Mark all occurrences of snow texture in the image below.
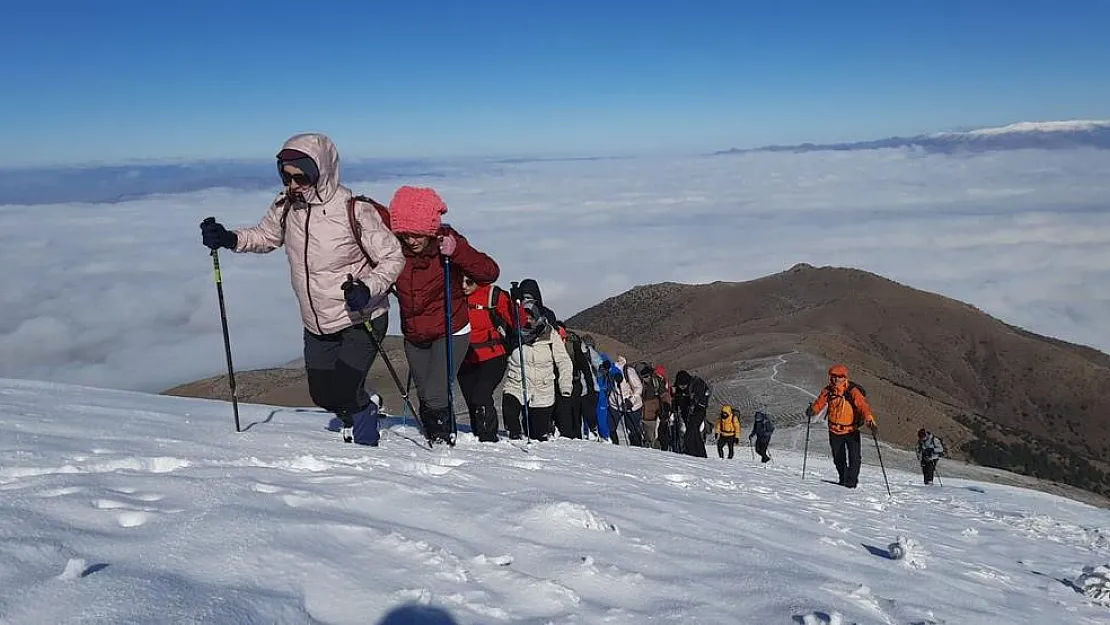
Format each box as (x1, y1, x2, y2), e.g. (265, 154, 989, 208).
(0, 377, 1108, 623)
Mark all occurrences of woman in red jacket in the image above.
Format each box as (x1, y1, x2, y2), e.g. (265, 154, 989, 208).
(388, 186, 500, 444)
(459, 277, 519, 442)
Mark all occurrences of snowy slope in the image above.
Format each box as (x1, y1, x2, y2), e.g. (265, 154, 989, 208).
(717, 119, 1110, 155)
(1, 378, 1109, 624)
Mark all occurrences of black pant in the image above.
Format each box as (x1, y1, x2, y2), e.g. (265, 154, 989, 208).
(458, 355, 507, 442)
(502, 394, 555, 441)
(922, 459, 938, 484)
(580, 391, 599, 435)
(303, 314, 387, 426)
(717, 436, 737, 459)
(754, 436, 771, 461)
(555, 393, 582, 438)
(684, 412, 707, 457)
(829, 430, 862, 487)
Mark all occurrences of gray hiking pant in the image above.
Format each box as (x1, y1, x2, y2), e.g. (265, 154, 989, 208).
(404, 332, 470, 414)
(303, 314, 387, 425)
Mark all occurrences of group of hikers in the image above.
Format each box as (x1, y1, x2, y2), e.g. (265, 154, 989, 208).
(199, 132, 946, 487)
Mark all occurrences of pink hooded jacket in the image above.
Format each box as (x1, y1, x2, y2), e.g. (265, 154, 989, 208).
(233, 134, 405, 335)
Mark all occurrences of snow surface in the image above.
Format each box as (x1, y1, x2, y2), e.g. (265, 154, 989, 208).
(1, 378, 1109, 624)
(941, 120, 1110, 137)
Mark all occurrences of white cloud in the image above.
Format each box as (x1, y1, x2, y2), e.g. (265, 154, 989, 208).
(2, 148, 1109, 392)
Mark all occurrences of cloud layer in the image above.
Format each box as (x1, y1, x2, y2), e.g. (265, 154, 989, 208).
(2, 148, 1108, 392)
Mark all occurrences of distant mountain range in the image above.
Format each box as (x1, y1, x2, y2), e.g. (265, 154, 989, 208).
(715, 120, 1110, 155)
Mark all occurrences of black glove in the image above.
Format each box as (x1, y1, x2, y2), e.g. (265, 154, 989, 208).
(622, 399, 633, 412)
(804, 405, 815, 418)
(200, 217, 237, 250)
(341, 273, 372, 311)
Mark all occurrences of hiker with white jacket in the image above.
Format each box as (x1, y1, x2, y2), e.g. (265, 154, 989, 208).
(199, 133, 404, 446)
(604, 356, 645, 447)
(502, 300, 574, 440)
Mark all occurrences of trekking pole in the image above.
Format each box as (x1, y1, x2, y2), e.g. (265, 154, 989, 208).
(509, 282, 531, 440)
(208, 247, 241, 432)
(871, 428, 892, 497)
(364, 321, 430, 447)
(801, 411, 812, 479)
(935, 464, 943, 486)
(442, 256, 458, 446)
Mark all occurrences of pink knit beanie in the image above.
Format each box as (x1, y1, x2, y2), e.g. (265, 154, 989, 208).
(389, 186, 448, 236)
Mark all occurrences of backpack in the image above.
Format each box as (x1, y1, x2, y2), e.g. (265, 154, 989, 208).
(929, 435, 946, 457)
(753, 411, 775, 437)
(279, 193, 390, 268)
(842, 382, 867, 427)
(475, 285, 514, 351)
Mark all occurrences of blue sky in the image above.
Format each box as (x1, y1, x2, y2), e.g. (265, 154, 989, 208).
(3, 0, 1109, 166)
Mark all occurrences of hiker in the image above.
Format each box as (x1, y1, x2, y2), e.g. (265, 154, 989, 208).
(198, 133, 404, 446)
(916, 428, 946, 485)
(389, 185, 499, 444)
(502, 300, 574, 440)
(459, 275, 520, 443)
(635, 362, 670, 449)
(560, 325, 595, 439)
(749, 411, 775, 462)
(714, 405, 741, 459)
(551, 321, 579, 438)
(572, 334, 604, 439)
(672, 370, 711, 457)
(604, 357, 645, 447)
(805, 364, 877, 488)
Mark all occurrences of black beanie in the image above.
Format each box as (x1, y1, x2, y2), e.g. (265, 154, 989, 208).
(675, 370, 691, 386)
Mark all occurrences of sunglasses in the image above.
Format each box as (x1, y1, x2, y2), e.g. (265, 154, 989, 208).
(462, 278, 476, 286)
(280, 169, 315, 186)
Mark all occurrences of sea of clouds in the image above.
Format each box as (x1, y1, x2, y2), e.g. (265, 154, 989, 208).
(1, 147, 1108, 392)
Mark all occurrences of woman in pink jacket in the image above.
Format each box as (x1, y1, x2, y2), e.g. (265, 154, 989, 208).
(199, 133, 405, 446)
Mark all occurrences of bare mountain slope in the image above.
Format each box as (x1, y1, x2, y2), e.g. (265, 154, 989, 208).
(566, 264, 1110, 495)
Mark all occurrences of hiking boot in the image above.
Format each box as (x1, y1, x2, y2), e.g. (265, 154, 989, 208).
(341, 427, 354, 444)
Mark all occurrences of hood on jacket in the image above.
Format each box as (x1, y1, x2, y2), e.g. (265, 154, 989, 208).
(515, 278, 544, 306)
(720, 405, 735, 419)
(277, 133, 341, 205)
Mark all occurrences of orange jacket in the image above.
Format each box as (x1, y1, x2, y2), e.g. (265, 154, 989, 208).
(808, 379, 875, 435)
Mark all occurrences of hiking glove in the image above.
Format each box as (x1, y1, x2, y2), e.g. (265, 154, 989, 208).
(342, 274, 372, 311)
(622, 399, 633, 412)
(200, 217, 237, 250)
(439, 233, 457, 257)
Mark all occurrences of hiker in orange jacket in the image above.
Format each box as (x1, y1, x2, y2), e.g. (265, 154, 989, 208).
(805, 364, 877, 488)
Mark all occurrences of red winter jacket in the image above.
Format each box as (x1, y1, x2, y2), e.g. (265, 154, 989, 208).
(394, 227, 499, 345)
(465, 283, 522, 364)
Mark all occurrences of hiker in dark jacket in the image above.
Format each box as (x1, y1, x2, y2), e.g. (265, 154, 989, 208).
(199, 133, 404, 446)
(673, 370, 710, 457)
(389, 185, 499, 444)
(916, 428, 945, 485)
(805, 364, 877, 488)
(749, 411, 775, 462)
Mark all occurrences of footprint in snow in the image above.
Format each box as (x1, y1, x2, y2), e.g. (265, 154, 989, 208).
(793, 611, 857, 625)
(116, 511, 150, 528)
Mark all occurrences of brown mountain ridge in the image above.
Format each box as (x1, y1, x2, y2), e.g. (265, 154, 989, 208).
(566, 263, 1110, 496)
